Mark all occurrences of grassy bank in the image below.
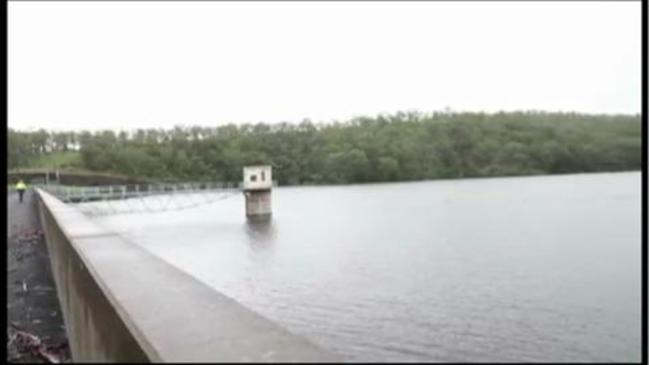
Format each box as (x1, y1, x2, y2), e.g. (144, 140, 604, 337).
(7, 168, 157, 186)
(25, 151, 82, 170)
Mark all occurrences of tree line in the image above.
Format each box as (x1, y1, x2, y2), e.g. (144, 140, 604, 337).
(8, 111, 642, 185)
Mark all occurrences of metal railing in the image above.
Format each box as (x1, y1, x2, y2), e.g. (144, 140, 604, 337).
(40, 181, 243, 204)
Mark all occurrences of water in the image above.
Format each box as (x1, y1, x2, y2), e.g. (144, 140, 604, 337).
(88, 172, 641, 362)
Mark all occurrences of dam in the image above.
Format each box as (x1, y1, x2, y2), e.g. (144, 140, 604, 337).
(20, 171, 642, 362)
(28, 170, 337, 362)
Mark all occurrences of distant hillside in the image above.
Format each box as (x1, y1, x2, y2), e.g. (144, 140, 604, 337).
(8, 111, 642, 185)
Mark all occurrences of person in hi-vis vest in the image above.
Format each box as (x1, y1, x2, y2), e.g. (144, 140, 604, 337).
(15, 180, 27, 203)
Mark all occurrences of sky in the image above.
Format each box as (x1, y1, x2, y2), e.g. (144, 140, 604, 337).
(8, 1, 642, 132)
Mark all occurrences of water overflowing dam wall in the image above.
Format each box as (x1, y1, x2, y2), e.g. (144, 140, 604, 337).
(35, 188, 338, 362)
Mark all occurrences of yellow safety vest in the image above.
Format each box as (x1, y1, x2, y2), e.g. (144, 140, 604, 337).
(16, 181, 26, 190)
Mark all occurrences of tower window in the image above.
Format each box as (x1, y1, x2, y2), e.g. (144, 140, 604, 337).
(250, 174, 257, 182)
(261, 171, 266, 181)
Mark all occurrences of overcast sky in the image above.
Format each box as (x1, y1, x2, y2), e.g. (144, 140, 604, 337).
(8, 1, 641, 132)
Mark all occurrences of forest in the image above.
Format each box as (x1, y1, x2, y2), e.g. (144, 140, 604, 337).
(8, 111, 642, 185)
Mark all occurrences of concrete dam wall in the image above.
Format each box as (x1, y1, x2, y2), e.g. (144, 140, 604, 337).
(35, 188, 339, 362)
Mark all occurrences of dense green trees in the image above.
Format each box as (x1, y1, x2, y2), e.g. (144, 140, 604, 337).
(8, 111, 642, 185)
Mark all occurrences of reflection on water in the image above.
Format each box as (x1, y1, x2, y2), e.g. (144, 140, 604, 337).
(93, 172, 641, 362)
(243, 219, 277, 246)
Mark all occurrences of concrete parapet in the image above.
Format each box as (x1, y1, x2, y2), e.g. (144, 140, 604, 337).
(35, 188, 340, 362)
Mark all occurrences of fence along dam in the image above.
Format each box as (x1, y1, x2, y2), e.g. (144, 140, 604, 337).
(33, 170, 641, 362)
(41, 166, 275, 218)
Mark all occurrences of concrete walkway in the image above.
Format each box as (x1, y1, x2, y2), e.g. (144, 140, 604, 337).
(7, 190, 70, 362)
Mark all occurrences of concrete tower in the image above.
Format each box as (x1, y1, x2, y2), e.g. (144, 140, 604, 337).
(243, 165, 272, 220)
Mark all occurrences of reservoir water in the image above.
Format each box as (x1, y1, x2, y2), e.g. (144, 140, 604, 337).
(86, 172, 641, 362)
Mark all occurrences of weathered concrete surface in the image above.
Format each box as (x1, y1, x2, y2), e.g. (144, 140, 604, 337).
(245, 190, 272, 219)
(7, 190, 70, 362)
(36, 188, 340, 362)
